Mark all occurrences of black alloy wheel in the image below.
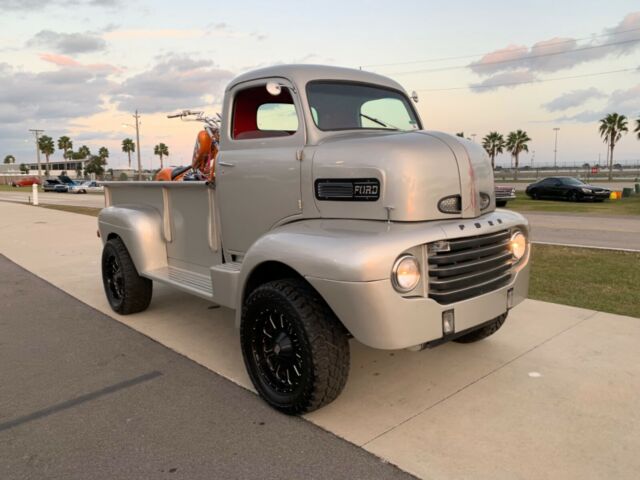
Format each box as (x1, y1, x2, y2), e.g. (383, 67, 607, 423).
(241, 279, 349, 415)
(101, 237, 153, 314)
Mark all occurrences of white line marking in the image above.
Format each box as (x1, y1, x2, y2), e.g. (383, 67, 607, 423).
(532, 241, 640, 253)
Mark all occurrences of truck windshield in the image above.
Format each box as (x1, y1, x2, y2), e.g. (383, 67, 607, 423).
(306, 81, 420, 132)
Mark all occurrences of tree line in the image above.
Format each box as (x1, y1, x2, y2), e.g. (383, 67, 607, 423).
(472, 114, 640, 181)
(4, 136, 171, 178)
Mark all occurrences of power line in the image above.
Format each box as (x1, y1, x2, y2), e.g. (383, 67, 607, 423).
(387, 38, 640, 76)
(361, 26, 640, 69)
(416, 67, 637, 92)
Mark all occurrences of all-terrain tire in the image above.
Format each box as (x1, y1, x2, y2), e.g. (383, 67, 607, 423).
(454, 312, 508, 344)
(101, 237, 152, 315)
(240, 278, 350, 415)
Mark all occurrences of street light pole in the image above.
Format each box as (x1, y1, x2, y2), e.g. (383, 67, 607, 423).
(133, 110, 142, 181)
(553, 127, 560, 169)
(29, 129, 44, 177)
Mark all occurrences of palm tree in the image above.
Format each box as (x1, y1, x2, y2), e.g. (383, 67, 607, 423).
(482, 132, 505, 170)
(98, 147, 109, 161)
(154, 143, 169, 169)
(455, 132, 465, 138)
(634, 116, 640, 140)
(505, 130, 531, 180)
(3, 155, 15, 164)
(598, 113, 628, 181)
(57, 136, 73, 159)
(122, 138, 135, 168)
(78, 145, 91, 159)
(38, 135, 55, 175)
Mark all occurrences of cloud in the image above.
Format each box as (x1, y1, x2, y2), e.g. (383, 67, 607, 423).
(0, 0, 121, 10)
(0, 61, 113, 124)
(104, 29, 202, 40)
(469, 12, 640, 82)
(543, 87, 606, 112)
(27, 30, 107, 54)
(40, 53, 122, 73)
(111, 55, 234, 113)
(470, 70, 537, 92)
(556, 84, 640, 122)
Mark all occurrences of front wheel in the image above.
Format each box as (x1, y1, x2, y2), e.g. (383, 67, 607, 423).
(101, 237, 152, 314)
(454, 312, 507, 343)
(240, 279, 350, 415)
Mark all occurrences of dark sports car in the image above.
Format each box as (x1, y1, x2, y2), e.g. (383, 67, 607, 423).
(525, 177, 610, 202)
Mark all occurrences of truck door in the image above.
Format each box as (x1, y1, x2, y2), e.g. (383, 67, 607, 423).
(216, 79, 303, 254)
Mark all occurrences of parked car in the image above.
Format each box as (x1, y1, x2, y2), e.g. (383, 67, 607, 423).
(11, 176, 41, 187)
(495, 185, 516, 207)
(43, 178, 68, 193)
(525, 177, 610, 202)
(69, 181, 104, 194)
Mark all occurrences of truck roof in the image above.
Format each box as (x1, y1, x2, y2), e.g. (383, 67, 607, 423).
(227, 64, 406, 94)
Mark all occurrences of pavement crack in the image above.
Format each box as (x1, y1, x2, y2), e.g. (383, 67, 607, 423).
(0, 370, 162, 433)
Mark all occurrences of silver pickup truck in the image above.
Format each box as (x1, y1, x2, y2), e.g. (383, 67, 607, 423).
(98, 65, 530, 414)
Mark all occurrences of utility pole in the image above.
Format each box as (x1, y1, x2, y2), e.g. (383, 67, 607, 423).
(553, 127, 560, 169)
(29, 129, 44, 177)
(133, 110, 142, 181)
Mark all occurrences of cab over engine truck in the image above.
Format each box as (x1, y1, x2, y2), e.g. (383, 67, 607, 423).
(98, 65, 530, 414)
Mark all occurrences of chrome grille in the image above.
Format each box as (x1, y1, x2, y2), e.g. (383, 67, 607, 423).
(427, 230, 512, 304)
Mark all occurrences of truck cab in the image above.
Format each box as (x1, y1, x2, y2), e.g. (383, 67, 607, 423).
(98, 65, 530, 414)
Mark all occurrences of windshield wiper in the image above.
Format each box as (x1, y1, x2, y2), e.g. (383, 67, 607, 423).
(359, 113, 398, 130)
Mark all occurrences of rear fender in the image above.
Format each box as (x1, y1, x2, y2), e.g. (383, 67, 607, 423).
(98, 206, 167, 274)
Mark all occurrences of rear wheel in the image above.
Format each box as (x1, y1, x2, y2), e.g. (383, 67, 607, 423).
(454, 313, 507, 343)
(101, 237, 152, 314)
(241, 279, 350, 415)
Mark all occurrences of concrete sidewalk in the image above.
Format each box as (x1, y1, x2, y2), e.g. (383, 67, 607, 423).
(1, 201, 639, 479)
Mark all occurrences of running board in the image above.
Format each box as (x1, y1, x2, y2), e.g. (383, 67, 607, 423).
(145, 266, 214, 301)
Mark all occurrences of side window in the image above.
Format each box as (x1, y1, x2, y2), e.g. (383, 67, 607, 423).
(232, 84, 299, 140)
(257, 104, 298, 131)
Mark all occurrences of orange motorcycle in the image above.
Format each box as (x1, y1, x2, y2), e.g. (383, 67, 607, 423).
(155, 110, 221, 182)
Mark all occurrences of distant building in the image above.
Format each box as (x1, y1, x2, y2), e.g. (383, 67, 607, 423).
(24, 159, 90, 177)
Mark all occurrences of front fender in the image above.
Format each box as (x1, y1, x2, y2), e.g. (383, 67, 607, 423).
(234, 211, 529, 327)
(98, 206, 168, 274)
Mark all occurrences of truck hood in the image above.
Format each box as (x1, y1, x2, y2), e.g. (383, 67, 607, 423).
(310, 130, 495, 221)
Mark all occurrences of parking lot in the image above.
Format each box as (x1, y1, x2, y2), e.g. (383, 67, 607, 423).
(1, 201, 639, 479)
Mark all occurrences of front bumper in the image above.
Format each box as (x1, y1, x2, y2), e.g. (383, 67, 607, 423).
(307, 261, 529, 350)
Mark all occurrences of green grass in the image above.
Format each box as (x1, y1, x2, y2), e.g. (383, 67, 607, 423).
(507, 192, 640, 215)
(529, 244, 640, 318)
(0, 184, 18, 191)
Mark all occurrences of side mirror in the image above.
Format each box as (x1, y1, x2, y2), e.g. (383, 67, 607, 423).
(266, 82, 282, 96)
(411, 91, 419, 103)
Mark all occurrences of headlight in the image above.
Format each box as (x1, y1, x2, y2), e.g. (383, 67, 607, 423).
(581, 188, 592, 194)
(392, 254, 421, 293)
(480, 192, 491, 210)
(510, 230, 527, 261)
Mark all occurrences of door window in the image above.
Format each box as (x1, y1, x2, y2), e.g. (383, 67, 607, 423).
(232, 85, 299, 140)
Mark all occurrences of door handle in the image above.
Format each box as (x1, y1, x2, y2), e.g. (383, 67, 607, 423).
(218, 161, 235, 167)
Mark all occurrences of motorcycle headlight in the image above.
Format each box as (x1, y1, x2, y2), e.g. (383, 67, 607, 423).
(510, 230, 527, 262)
(391, 254, 421, 293)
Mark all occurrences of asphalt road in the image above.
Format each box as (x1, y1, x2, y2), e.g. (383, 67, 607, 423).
(0, 255, 414, 480)
(1, 189, 638, 250)
(524, 211, 640, 251)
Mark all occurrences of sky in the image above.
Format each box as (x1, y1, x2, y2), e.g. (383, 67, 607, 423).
(1, 0, 640, 170)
